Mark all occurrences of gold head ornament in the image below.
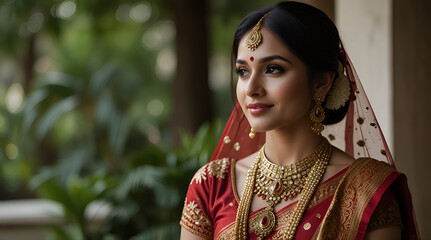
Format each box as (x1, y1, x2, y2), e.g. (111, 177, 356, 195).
(246, 11, 271, 51)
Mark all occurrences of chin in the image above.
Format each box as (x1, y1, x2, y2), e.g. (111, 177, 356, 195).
(248, 123, 276, 133)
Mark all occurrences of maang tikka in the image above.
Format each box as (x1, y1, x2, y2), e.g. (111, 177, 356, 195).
(246, 11, 271, 51)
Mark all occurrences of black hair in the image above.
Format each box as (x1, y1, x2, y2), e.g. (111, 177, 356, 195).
(230, 1, 349, 124)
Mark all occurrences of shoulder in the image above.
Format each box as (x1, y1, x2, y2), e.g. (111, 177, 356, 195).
(350, 157, 397, 176)
(189, 158, 233, 185)
(341, 157, 399, 193)
(181, 158, 234, 238)
(317, 159, 400, 239)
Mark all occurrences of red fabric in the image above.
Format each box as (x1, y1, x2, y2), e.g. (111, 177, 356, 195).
(210, 105, 265, 162)
(356, 171, 401, 239)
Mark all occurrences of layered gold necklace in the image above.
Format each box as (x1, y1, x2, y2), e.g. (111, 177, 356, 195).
(235, 138, 332, 239)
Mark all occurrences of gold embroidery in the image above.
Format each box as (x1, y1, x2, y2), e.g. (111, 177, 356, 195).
(224, 136, 231, 144)
(216, 221, 236, 240)
(303, 222, 311, 230)
(229, 202, 234, 207)
(180, 198, 213, 239)
(208, 158, 230, 179)
(315, 158, 396, 240)
(191, 165, 207, 184)
(269, 206, 296, 239)
(308, 172, 343, 206)
(368, 199, 402, 231)
(316, 213, 321, 219)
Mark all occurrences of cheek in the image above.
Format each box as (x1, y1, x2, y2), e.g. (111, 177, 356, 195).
(236, 80, 247, 108)
(273, 78, 311, 115)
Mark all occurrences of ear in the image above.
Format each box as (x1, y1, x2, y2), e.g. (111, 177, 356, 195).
(313, 72, 335, 96)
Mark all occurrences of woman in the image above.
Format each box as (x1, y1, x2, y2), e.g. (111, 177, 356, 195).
(180, 2, 418, 239)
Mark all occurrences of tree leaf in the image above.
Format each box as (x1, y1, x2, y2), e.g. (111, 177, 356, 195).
(115, 166, 164, 200)
(36, 95, 79, 138)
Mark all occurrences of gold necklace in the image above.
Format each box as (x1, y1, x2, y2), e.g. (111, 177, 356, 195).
(254, 144, 319, 205)
(235, 138, 332, 239)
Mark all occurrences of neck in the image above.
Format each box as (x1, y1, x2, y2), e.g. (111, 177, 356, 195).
(264, 120, 322, 166)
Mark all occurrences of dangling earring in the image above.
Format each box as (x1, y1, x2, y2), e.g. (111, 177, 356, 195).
(249, 128, 256, 139)
(310, 91, 325, 135)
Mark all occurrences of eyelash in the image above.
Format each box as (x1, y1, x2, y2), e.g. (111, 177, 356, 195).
(235, 65, 286, 78)
(236, 68, 248, 76)
(265, 65, 285, 74)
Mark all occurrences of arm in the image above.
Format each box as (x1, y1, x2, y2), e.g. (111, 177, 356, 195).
(180, 162, 215, 239)
(181, 227, 208, 240)
(364, 226, 401, 240)
(365, 187, 403, 240)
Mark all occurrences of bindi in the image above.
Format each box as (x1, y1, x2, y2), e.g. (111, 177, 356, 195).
(250, 56, 254, 62)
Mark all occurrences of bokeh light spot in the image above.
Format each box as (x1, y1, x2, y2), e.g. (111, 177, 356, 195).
(156, 48, 176, 81)
(27, 12, 44, 33)
(130, 2, 151, 23)
(57, 1, 76, 19)
(147, 99, 164, 116)
(5, 143, 19, 159)
(115, 3, 132, 22)
(5, 83, 24, 113)
(142, 21, 175, 50)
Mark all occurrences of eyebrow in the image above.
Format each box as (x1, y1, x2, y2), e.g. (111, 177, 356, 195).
(236, 55, 292, 65)
(236, 59, 247, 64)
(259, 55, 291, 64)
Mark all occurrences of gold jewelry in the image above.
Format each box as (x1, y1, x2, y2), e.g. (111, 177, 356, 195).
(249, 128, 256, 139)
(235, 147, 262, 240)
(245, 12, 270, 51)
(254, 145, 319, 205)
(235, 138, 332, 239)
(310, 91, 325, 134)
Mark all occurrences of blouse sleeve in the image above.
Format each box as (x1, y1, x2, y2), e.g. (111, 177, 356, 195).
(180, 163, 214, 239)
(367, 186, 403, 232)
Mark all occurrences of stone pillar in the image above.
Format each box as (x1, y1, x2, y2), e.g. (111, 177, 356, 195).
(336, 0, 393, 152)
(393, 0, 431, 238)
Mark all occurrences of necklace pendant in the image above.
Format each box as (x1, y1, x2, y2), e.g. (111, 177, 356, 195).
(271, 180, 283, 195)
(253, 207, 276, 238)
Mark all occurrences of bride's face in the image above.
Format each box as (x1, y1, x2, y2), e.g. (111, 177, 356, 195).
(236, 28, 312, 132)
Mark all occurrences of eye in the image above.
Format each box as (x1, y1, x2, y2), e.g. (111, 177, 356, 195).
(265, 65, 285, 74)
(236, 68, 249, 77)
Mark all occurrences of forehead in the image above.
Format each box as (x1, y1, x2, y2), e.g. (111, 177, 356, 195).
(237, 27, 300, 63)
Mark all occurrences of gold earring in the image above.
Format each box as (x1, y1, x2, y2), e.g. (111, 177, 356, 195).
(249, 128, 256, 139)
(310, 91, 325, 134)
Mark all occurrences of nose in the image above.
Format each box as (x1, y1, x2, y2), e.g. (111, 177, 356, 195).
(245, 73, 265, 97)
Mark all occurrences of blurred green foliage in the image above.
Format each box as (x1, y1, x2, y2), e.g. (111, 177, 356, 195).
(29, 122, 221, 239)
(0, 0, 278, 238)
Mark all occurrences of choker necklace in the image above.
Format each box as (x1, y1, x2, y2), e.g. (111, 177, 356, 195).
(235, 138, 332, 240)
(254, 147, 317, 205)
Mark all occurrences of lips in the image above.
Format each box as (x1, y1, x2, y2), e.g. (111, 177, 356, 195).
(247, 103, 274, 115)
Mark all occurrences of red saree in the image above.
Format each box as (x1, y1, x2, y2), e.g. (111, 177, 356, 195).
(180, 156, 417, 239)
